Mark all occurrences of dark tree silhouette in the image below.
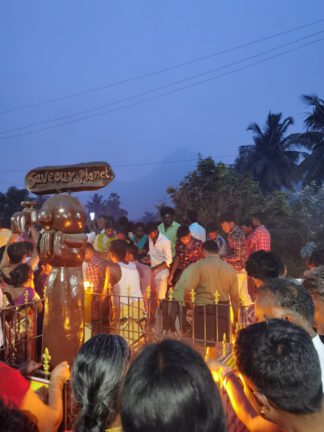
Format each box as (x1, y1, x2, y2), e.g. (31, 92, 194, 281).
(290, 95, 324, 185)
(235, 112, 305, 193)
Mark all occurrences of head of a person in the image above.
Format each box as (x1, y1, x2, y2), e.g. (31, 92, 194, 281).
(308, 248, 324, 270)
(84, 242, 95, 263)
(120, 339, 226, 432)
(22, 241, 34, 257)
(303, 266, 324, 333)
(246, 251, 285, 288)
(116, 225, 128, 240)
(118, 216, 129, 227)
(234, 319, 323, 425)
(254, 278, 315, 334)
(146, 222, 159, 241)
(160, 207, 175, 228)
(97, 215, 109, 231)
(177, 225, 192, 246)
(251, 212, 264, 228)
(126, 244, 139, 263)
(7, 242, 27, 264)
(187, 209, 198, 224)
(219, 213, 236, 234)
(10, 264, 33, 288)
(0, 398, 39, 432)
(241, 219, 254, 235)
(38, 259, 52, 275)
(104, 217, 115, 236)
(109, 240, 128, 263)
(134, 222, 146, 239)
(206, 223, 219, 241)
(72, 334, 129, 432)
(202, 240, 219, 258)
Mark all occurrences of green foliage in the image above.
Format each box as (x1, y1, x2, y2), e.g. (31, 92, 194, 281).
(86, 192, 128, 220)
(0, 187, 32, 223)
(290, 95, 324, 186)
(235, 112, 305, 193)
(168, 157, 291, 226)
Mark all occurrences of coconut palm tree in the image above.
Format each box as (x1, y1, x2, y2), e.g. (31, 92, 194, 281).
(290, 95, 324, 185)
(85, 193, 106, 215)
(235, 112, 305, 193)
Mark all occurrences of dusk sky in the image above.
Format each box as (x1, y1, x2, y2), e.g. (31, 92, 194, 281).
(1, 1, 324, 216)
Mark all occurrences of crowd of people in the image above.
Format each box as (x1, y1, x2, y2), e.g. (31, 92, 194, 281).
(0, 206, 324, 431)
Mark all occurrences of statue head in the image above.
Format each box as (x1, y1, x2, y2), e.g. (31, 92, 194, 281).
(38, 194, 86, 233)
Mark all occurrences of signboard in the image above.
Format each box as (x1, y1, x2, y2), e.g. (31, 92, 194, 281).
(25, 161, 115, 195)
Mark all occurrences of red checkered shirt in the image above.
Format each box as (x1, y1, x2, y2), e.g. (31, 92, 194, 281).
(223, 226, 247, 271)
(175, 238, 203, 271)
(86, 254, 108, 293)
(250, 225, 271, 253)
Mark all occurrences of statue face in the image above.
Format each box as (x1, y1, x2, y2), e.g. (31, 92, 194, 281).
(38, 194, 87, 233)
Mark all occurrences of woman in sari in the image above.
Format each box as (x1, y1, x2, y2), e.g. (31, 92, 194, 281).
(4, 264, 42, 363)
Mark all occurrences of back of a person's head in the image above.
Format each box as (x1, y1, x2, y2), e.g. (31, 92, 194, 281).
(7, 242, 26, 264)
(219, 212, 236, 224)
(177, 225, 190, 239)
(309, 248, 324, 267)
(235, 319, 323, 414)
(203, 240, 219, 254)
(72, 334, 129, 432)
(10, 264, 31, 287)
(187, 210, 198, 223)
(0, 398, 39, 432)
(303, 265, 324, 300)
(120, 339, 226, 432)
(251, 212, 264, 224)
(206, 223, 218, 234)
(146, 222, 158, 234)
(104, 217, 115, 230)
(116, 225, 128, 236)
(126, 244, 139, 261)
(134, 222, 146, 231)
(109, 239, 127, 261)
(160, 206, 175, 218)
(118, 216, 129, 226)
(259, 278, 315, 325)
(246, 251, 285, 280)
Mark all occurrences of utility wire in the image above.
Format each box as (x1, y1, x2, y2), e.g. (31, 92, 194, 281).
(0, 19, 322, 115)
(1, 29, 323, 136)
(1, 35, 323, 141)
(0, 155, 237, 173)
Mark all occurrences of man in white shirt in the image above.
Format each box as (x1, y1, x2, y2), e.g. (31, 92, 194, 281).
(147, 222, 172, 302)
(187, 210, 206, 243)
(254, 278, 324, 392)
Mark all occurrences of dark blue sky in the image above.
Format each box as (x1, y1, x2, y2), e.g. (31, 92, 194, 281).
(1, 1, 324, 215)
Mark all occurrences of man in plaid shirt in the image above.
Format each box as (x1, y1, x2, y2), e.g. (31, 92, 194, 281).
(250, 213, 271, 253)
(84, 243, 110, 333)
(220, 213, 252, 309)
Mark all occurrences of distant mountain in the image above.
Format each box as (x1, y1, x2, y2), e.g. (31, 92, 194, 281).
(81, 149, 199, 219)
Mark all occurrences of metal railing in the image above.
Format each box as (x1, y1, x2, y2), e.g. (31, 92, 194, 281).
(0, 289, 250, 366)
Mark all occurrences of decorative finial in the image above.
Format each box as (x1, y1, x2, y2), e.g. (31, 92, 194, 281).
(42, 348, 51, 378)
(214, 290, 220, 305)
(190, 288, 196, 304)
(168, 287, 174, 301)
(222, 333, 227, 357)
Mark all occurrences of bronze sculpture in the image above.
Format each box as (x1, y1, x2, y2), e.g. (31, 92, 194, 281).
(11, 162, 114, 366)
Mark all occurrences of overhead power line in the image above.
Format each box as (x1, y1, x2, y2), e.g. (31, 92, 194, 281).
(0, 155, 237, 174)
(0, 18, 322, 115)
(1, 35, 323, 141)
(1, 29, 323, 136)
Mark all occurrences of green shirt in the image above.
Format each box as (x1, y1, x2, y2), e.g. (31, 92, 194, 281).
(158, 221, 180, 257)
(173, 255, 239, 305)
